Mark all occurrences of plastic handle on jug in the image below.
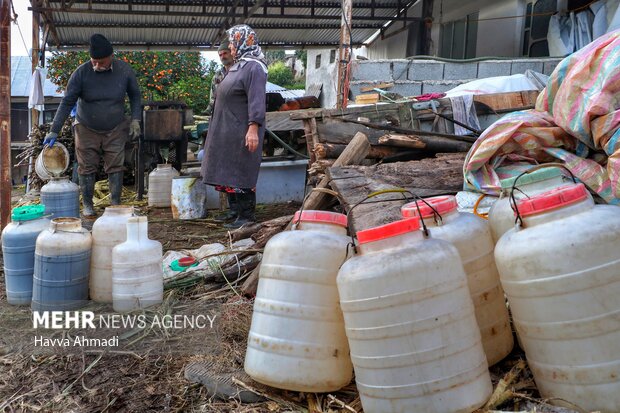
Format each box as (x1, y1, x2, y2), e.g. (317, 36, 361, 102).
(509, 163, 578, 227)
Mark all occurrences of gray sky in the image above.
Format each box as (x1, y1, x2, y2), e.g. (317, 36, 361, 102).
(10, 0, 32, 57)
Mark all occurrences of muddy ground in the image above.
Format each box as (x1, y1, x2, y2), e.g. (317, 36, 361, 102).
(0, 190, 582, 413)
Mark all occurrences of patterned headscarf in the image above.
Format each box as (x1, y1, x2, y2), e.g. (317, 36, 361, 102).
(227, 24, 268, 73)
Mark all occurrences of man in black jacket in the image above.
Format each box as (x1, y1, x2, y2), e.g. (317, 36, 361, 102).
(44, 34, 141, 217)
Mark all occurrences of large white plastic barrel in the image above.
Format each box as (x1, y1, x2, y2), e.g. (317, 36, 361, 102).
(147, 164, 179, 207)
(402, 195, 513, 366)
(32, 218, 91, 311)
(495, 183, 620, 412)
(90, 205, 134, 302)
(41, 176, 80, 219)
(338, 217, 492, 413)
(245, 210, 353, 392)
(488, 167, 566, 243)
(1, 205, 50, 305)
(112, 216, 163, 312)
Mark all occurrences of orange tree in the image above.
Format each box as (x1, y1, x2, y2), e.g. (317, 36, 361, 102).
(47, 51, 217, 114)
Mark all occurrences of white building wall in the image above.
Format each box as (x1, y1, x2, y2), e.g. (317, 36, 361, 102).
(431, 0, 525, 57)
(306, 49, 338, 108)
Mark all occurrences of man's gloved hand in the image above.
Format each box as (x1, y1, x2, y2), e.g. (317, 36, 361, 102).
(43, 132, 58, 147)
(129, 119, 141, 142)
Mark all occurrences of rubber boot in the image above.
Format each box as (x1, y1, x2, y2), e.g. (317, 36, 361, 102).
(224, 192, 256, 229)
(79, 173, 97, 218)
(108, 172, 124, 205)
(212, 193, 238, 223)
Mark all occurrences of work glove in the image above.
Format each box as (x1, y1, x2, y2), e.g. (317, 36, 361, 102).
(129, 119, 141, 142)
(43, 132, 58, 147)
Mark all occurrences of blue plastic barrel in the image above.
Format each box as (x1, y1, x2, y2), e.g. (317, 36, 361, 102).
(31, 218, 92, 311)
(1, 205, 50, 305)
(41, 177, 80, 219)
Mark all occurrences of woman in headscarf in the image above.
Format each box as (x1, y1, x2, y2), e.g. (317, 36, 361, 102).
(201, 24, 268, 229)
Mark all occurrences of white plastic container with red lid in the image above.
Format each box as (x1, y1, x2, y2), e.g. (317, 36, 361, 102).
(495, 183, 620, 411)
(337, 216, 492, 413)
(244, 210, 353, 393)
(401, 195, 513, 366)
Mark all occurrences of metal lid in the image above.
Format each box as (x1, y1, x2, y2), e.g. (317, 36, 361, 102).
(12, 205, 45, 221)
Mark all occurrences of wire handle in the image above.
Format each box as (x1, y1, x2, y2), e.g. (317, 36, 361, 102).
(509, 163, 577, 227)
(345, 188, 443, 253)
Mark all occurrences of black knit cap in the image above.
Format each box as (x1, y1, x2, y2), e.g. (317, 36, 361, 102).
(89, 34, 113, 59)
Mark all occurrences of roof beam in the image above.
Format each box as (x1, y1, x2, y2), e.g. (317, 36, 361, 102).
(53, 21, 385, 29)
(50, 41, 363, 51)
(44, 0, 410, 9)
(29, 6, 422, 21)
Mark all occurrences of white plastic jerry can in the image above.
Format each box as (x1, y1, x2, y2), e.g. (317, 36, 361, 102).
(112, 216, 163, 312)
(495, 183, 620, 412)
(488, 167, 566, 243)
(244, 210, 353, 393)
(338, 217, 492, 413)
(402, 195, 513, 366)
(90, 205, 134, 302)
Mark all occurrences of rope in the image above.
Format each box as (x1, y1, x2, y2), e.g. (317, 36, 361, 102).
(473, 194, 488, 220)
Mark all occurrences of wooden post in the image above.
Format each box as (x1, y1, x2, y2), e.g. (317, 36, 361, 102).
(31, 9, 40, 126)
(0, 0, 11, 230)
(419, 0, 434, 55)
(336, 0, 352, 109)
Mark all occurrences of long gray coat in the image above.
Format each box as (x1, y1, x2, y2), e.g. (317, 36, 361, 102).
(201, 60, 267, 189)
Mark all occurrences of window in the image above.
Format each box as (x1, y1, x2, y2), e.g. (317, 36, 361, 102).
(522, 0, 558, 56)
(439, 13, 478, 59)
(315, 54, 321, 69)
(330, 50, 336, 63)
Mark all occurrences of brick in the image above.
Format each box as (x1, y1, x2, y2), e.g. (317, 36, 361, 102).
(392, 60, 411, 81)
(408, 62, 445, 81)
(348, 81, 386, 97)
(421, 81, 466, 94)
(511, 60, 544, 75)
(350, 61, 392, 82)
(444, 62, 478, 80)
(392, 81, 423, 97)
(477, 61, 512, 78)
(543, 60, 561, 76)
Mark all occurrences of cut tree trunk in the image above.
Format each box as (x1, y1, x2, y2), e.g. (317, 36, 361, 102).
(327, 153, 466, 233)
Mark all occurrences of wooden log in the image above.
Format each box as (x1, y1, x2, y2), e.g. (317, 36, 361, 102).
(230, 214, 293, 246)
(241, 264, 261, 297)
(314, 142, 401, 159)
(378, 134, 426, 149)
(327, 153, 466, 233)
(304, 132, 371, 211)
(378, 133, 471, 152)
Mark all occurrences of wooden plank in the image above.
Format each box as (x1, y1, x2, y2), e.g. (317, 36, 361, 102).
(327, 153, 466, 233)
(473, 90, 539, 111)
(303, 119, 317, 164)
(265, 111, 303, 131)
(360, 82, 394, 92)
(316, 117, 386, 145)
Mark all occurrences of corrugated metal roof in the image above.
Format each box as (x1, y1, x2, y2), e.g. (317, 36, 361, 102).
(33, 1, 419, 50)
(11, 56, 64, 98)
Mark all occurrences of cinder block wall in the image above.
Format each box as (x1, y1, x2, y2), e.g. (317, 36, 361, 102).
(348, 58, 562, 99)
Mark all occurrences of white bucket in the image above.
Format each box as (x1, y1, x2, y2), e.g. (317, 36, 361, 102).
(35, 143, 70, 181)
(171, 176, 207, 219)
